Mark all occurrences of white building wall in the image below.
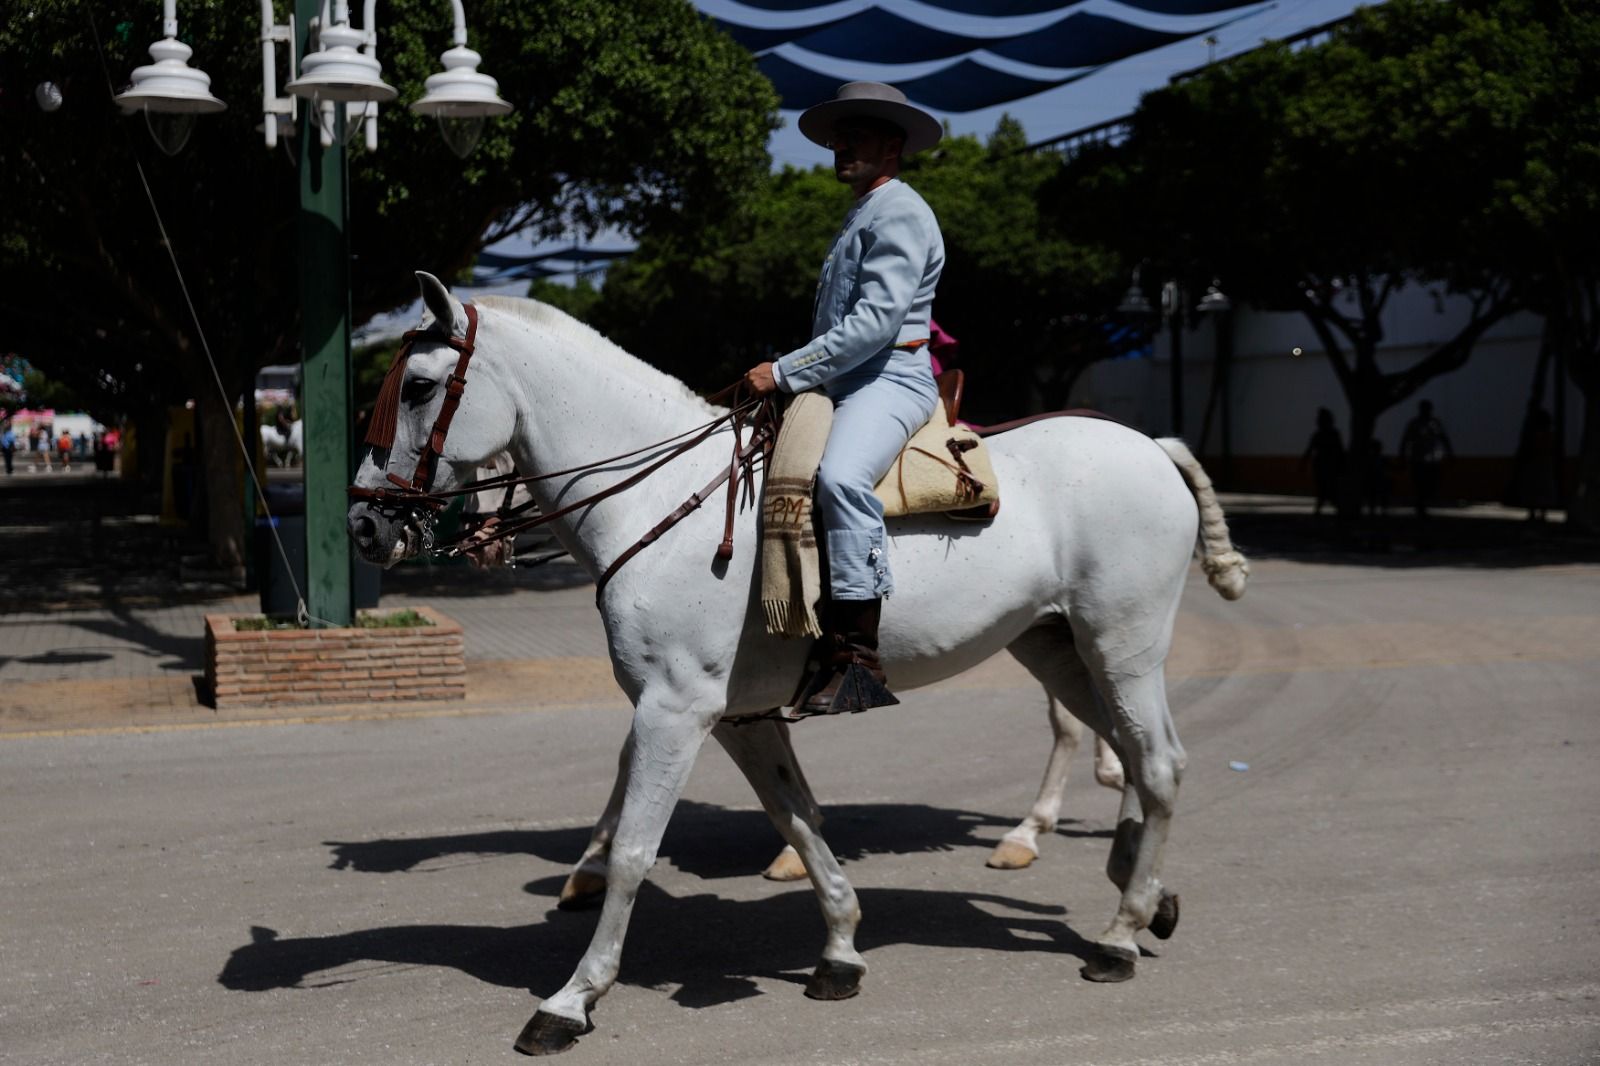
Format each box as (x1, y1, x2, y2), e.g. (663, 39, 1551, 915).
(1071, 285, 1582, 459)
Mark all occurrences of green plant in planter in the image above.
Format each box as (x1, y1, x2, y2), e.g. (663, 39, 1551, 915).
(232, 609, 433, 631)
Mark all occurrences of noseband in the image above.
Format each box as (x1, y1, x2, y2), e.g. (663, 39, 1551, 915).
(347, 304, 480, 513)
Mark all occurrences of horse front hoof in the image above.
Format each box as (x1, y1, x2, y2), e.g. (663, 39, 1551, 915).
(804, 958, 866, 1000)
(763, 846, 809, 882)
(1080, 942, 1138, 983)
(985, 839, 1038, 870)
(557, 869, 606, 911)
(1149, 890, 1180, 940)
(514, 1009, 591, 1056)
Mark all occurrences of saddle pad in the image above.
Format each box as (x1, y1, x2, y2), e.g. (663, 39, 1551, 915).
(874, 401, 1000, 518)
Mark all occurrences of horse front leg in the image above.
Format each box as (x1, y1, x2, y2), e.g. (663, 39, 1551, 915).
(517, 701, 716, 1055)
(557, 731, 634, 910)
(712, 720, 867, 1000)
(988, 691, 1085, 870)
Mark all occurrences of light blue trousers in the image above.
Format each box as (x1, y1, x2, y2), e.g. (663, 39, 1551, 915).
(816, 362, 939, 600)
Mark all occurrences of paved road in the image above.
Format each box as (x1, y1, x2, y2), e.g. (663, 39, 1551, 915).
(3, 559, 1598, 1065)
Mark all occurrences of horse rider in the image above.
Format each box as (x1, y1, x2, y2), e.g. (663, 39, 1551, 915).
(742, 81, 945, 714)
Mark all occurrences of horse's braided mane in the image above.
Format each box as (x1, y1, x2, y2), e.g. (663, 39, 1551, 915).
(475, 295, 720, 416)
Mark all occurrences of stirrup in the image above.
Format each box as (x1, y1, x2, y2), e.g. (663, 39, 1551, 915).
(782, 659, 899, 720)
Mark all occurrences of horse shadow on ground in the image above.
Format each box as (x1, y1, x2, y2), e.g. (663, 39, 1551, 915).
(322, 799, 1114, 881)
(218, 881, 1097, 1006)
(226, 799, 1114, 1007)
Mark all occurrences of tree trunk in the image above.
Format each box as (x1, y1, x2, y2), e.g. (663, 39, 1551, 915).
(197, 386, 245, 572)
(1341, 399, 1378, 520)
(1570, 385, 1600, 532)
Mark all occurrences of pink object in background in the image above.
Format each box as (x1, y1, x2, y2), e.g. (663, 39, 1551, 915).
(928, 318, 960, 377)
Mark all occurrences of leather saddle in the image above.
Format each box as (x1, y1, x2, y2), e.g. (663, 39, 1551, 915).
(871, 369, 1000, 522)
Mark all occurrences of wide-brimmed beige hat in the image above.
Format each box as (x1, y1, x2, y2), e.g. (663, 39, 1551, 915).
(798, 81, 943, 155)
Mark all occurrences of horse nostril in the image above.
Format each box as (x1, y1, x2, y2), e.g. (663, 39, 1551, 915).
(351, 514, 377, 544)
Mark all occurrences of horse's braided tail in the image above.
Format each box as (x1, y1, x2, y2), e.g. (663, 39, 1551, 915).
(1155, 438, 1249, 601)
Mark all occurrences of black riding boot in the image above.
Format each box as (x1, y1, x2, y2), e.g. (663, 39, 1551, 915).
(790, 598, 899, 717)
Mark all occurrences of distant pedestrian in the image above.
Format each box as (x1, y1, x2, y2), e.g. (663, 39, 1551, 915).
(33, 426, 51, 472)
(1, 425, 14, 475)
(1300, 407, 1344, 516)
(1511, 403, 1558, 522)
(57, 430, 73, 470)
(1400, 400, 1453, 517)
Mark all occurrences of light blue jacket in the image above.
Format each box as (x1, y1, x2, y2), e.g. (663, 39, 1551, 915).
(773, 178, 944, 395)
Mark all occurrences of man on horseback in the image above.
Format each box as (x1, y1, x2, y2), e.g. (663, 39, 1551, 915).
(743, 82, 945, 714)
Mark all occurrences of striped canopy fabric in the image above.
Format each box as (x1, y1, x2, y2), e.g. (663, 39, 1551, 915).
(707, 0, 1269, 112)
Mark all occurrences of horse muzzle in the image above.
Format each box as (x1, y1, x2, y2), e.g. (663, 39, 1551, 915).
(347, 500, 424, 568)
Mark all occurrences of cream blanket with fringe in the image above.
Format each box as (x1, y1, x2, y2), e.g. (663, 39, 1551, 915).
(760, 391, 833, 639)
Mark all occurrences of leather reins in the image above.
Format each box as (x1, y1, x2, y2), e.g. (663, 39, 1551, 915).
(346, 303, 779, 599)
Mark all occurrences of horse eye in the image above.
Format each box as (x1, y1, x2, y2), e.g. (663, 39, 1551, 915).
(402, 377, 437, 405)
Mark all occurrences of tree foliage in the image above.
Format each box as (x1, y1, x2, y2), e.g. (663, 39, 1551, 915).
(1053, 0, 1600, 515)
(581, 118, 1123, 418)
(0, 0, 777, 558)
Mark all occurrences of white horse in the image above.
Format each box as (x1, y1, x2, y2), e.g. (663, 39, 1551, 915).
(259, 418, 303, 467)
(347, 275, 1248, 1055)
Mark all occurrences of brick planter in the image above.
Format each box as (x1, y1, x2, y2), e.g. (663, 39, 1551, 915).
(204, 606, 465, 709)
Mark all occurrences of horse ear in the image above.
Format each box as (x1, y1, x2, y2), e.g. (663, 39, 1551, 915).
(415, 271, 467, 336)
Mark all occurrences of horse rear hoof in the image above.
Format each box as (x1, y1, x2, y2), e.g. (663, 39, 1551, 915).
(804, 958, 865, 1000)
(763, 846, 809, 882)
(1149, 890, 1180, 940)
(514, 1009, 591, 1056)
(985, 839, 1037, 870)
(557, 870, 606, 911)
(1080, 943, 1138, 983)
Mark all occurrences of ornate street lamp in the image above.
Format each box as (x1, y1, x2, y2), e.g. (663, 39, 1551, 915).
(114, 0, 515, 625)
(117, 0, 513, 157)
(1116, 266, 1155, 317)
(410, 2, 514, 159)
(1196, 277, 1232, 315)
(114, 0, 226, 156)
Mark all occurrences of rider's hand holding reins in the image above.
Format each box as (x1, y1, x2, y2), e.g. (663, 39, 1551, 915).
(743, 362, 779, 396)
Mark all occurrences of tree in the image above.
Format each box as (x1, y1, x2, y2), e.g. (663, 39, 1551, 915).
(1, 0, 777, 565)
(583, 118, 1124, 417)
(1465, 0, 1600, 528)
(1054, 0, 1552, 511)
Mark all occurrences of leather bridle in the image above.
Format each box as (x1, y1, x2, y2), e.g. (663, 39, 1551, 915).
(346, 304, 481, 515)
(346, 302, 778, 597)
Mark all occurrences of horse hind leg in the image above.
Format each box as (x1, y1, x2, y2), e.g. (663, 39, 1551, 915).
(1094, 734, 1126, 791)
(761, 722, 820, 882)
(712, 719, 867, 1001)
(1079, 665, 1186, 983)
(987, 688, 1084, 870)
(991, 625, 1116, 871)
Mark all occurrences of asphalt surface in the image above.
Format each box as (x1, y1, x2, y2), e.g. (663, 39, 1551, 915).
(3, 558, 1598, 1065)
